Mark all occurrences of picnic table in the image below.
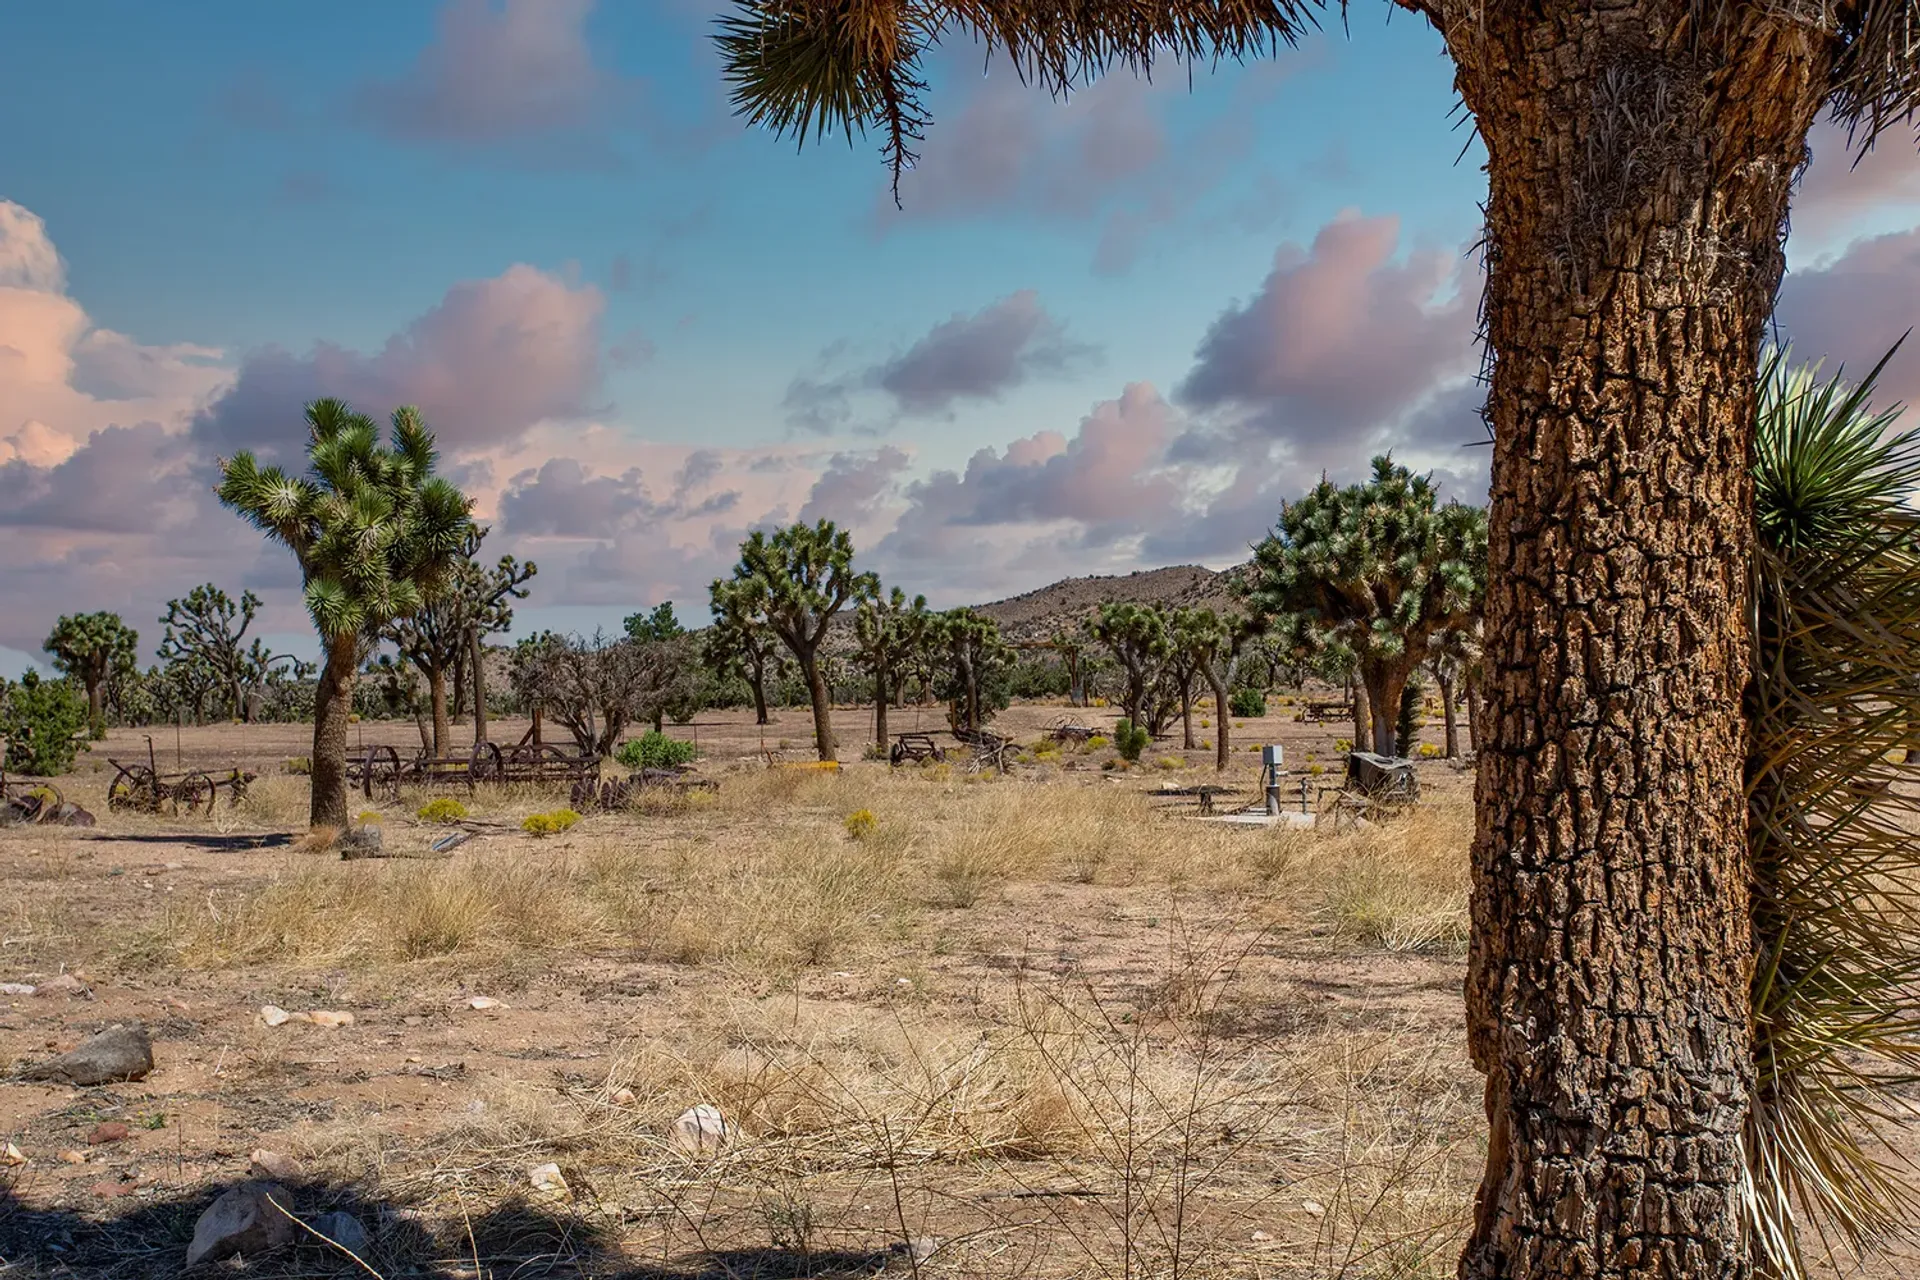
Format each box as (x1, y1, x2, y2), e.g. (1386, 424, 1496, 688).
(1300, 699, 1351, 724)
(1321, 751, 1420, 830)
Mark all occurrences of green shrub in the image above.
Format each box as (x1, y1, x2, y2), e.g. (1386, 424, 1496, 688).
(284, 756, 311, 775)
(0, 672, 89, 776)
(1229, 687, 1267, 718)
(614, 731, 697, 770)
(1113, 718, 1150, 763)
(844, 809, 877, 840)
(1084, 734, 1109, 752)
(522, 809, 582, 836)
(417, 797, 469, 824)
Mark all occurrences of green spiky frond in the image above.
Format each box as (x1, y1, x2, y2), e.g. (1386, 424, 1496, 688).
(714, 0, 1320, 203)
(1745, 344, 1920, 1278)
(215, 398, 475, 643)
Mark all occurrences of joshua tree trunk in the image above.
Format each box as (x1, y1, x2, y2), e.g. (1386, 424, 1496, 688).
(451, 648, 467, 726)
(1437, 670, 1458, 759)
(1359, 665, 1410, 758)
(799, 648, 835, 762)
(1464, 671, 1480, 755)
(1179, 679, 1196, 750)
(471, 629, 488, 743)
(83, 676, 104, 739)
(428, 665, 450, 757)
(749, 659, 770, 725)
(873, 670, 890, 749)
(1349, 675, 1368, 753)
(1203, 667, 1230, 772)
(310, 632, 358, 830)
(1449, 12, 1826, 1276)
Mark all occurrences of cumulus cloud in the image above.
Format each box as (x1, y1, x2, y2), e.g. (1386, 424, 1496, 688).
(353, 0, 628, 147)
(1793, 117, 1920, 249)
(798, 447, 911, 525)
(1776, 225, 1920, 409)
(193, 264, 605, 458)
(784, 291, 1096, 432)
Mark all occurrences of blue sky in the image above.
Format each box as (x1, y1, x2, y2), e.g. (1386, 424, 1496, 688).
(3, 1, 1918, 677)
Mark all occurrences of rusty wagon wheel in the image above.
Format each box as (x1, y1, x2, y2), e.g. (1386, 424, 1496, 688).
(360, 745, 402, 802)
(109, 765, 158, 813)
(173, 772, 216, 816)
(470, 741, 505, 790)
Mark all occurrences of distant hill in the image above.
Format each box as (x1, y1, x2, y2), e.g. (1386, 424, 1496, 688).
(971, 563, 1253, 643)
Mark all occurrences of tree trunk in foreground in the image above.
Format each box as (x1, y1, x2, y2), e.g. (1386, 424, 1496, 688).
(1179, 680, 1196, 750)
(310, 632, 358, 830)
(84, 676, 104, 740)
(1438, 670, 1458, 759)
(429, 665, 450, 758)
(1349, 676, 1369, 754)
(1360, 665, 1409, 759)
(1449, 10, 1827, 1276)
(874, 671, 890, 752)
(471, 629, 488, 744)
(800, 650, 835, 762)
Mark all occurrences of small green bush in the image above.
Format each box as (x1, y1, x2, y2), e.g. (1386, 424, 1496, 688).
(0, 672, 89, 776)
(614, 731, 697, 770)
(417, 797, 469, 824)
(1113, 718, 1150, 763)
(844, 809, 877, 840)
(284, 757, 311, 775)
(1084, 734, 1109, 752)
(523, 809, 582, 836)
(1229, 687, 1267, 718)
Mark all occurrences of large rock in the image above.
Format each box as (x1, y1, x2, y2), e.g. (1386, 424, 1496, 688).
(184, 1181, 296, 1267)
(335, 826, 384, 860)
(669, 1104, 728, 1155)
(311, 1210, 370, 1256)
(16, 1023, 152, 1086)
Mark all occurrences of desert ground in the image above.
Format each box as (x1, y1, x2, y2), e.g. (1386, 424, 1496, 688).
(2, 701, 1913, 1278)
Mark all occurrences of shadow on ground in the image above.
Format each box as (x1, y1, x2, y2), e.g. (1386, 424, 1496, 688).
(78, 833, 296, 853)
(0, 1182, 904, 1279)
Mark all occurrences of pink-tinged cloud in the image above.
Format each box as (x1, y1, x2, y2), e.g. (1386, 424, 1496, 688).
(785, 290, 1097, 432)
(798, 447, 912, 525)
(193, 264, 605, 457)
(1179, 212, 1479, 446)
(1793, 117, 1920, 248)
(1776, 225, 1920, 408)
(353, 0, 625, 144)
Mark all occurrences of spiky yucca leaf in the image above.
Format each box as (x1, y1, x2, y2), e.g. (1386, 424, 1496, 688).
(1746, 343, 1920, 1278)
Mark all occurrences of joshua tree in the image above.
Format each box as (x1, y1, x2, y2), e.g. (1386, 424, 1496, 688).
(855, 586, 931, 749)
(379, 527, 536, 755)
(509, 630, 695, 756)
(1247, 458, 1482, 758)
(156, 585, 302, 724)
(1050, 628, 1089, 706)
(1088, 603, 1170, 731)
(721, 521, 877, 761)
(1166, 607, 1243, 772)
(624, 602, 685, 643)
(712, 4, 1920, 1271)
(706, 580, 786, 725)
(44, 612, 138, 738)
(217, 399, 472, 830)
(931, 607, 1012, 733)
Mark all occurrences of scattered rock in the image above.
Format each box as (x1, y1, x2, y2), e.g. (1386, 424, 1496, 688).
(1, 1142, 25, 1166)
(906, 1236, 940, 1262)
(184, 1181, 296, 1268)
(335, 826, 384, 860)
(1251, 1230, 1274, 1242)
(311, 1210, 371, 1256)
(528, 1162, 569, 1201)
(91, 1179, 137, 1199)
(303, 1011, 355, 1029)
(59, 1150, 86, 1165)
(468, 996, 504, 1010)
(1301, 1200, 1326, 1218)
(260, 1005, 292, 1027)
(36, 973, 90, 997)
(669, 1104, 728, 1155)
(248, 1149, 306, 1184)
(86, 1122, 130, 1146)
(610, 1087, 636, 1106)
(15, 1023, 153, 1086)
(0, 982, 35, 996)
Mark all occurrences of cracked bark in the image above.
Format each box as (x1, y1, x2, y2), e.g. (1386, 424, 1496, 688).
(1444, 5, 1829, 1276)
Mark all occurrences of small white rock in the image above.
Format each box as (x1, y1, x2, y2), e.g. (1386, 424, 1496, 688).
(1301, 1200, 1326, 1218)
(610, 1087, 636, 1106)
(669, 1103, 728, 1155)
(259, 1005, 292, 1027)
(1, 1142, 25, 1166)
(528, 1162, 569, 1200)
(0, 983, 35, 996)
(1251, 1229, 1273, 1242)
(468, 996, 504, 1010)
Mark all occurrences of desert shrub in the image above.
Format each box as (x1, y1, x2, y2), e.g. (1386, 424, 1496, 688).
(1418, 743, 1441, 760)
(523, 809, 582, 836)
(284, 756, 311, 775)
(0, 672, 89, 775)
(1084, 734, 1109, 751)
(1229, 687, 1267, 718)
(357, 810, 383, 825)
(1156, 755, 1186, 770)
(844, 808, 877, 840)
(614, 730, 697, 770)
(1113, 718, 1150, 762)
(418, 797, 470, 823)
